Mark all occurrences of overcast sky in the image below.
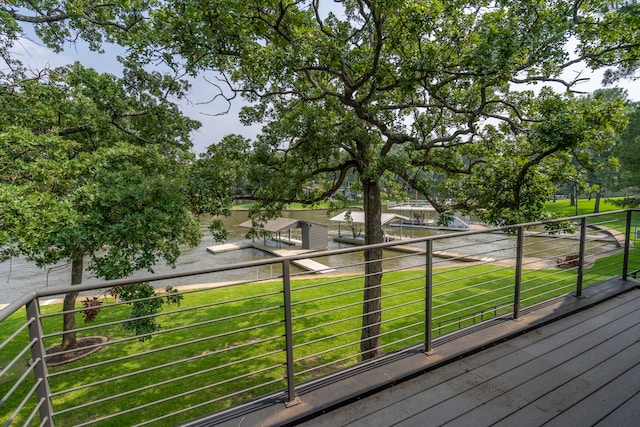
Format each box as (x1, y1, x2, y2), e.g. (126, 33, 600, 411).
(12, 26, 639, 155)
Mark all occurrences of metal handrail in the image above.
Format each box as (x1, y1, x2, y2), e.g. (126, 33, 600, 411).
(1, 209, 638, 426)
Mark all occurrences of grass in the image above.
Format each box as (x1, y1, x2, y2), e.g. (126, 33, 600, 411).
(543, 197, 625, 217)
(233, 197, 626, 214)
(2, 245, 638, 427)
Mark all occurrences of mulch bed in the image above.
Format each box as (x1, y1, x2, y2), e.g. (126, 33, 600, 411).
(45, 336, 108, 366)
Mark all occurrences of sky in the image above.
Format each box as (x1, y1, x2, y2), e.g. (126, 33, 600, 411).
(11, 22, 640, 155)
(11, 35, 262, 154)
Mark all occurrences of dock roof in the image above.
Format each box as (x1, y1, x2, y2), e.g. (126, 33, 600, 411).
(238, 217, 300, 233)
(329, 211, 409, 226)
(387, 202, 437, 212)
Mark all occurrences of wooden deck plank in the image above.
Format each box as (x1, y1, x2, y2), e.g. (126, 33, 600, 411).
(498, 338, 640, 427)
(444, 321, 640, 426)
(358, 296, 635, 425)
(544, 353, 640, 427)
(303, 342, 528, 427)
(593, 388, 640, 427)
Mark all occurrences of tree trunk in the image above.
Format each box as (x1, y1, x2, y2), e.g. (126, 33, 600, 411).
(360, 178, 384, 360)
(594, 191, 601, 213)
(61, 256, 83, 351)
(570, 186, 576, 206)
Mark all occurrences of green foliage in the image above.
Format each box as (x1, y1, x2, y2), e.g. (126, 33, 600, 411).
(608, 196, 640, 208)
(564, 89, 630, 206)
(436, 209, 455, 227)
(110, 283, 183, 341)
(188, 134, 253, 241)
(163, 285, 184, 306)
(115, 0, 640, 228)
(0, 64, 202, 274)
(615, 101, 640, 189)
(4, 1, 639, 228)
(111, 283, 164, 340)
(0, 62, 227, 349)
(442, 90, 628, 225)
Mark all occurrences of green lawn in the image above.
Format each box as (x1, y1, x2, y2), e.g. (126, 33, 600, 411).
(543, 197, 626, 217)
(233, 197, 626, 214)
(2, 246, 636, 427)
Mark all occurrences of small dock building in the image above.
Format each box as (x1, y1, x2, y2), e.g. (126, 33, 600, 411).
(238, 217, 328, 250)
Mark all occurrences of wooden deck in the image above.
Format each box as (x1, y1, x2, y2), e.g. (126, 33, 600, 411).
(186, 278, 640, 427)
(301, 284, 640, 427)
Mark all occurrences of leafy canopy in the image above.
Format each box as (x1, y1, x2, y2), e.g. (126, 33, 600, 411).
(131, 0, 639, 224)
(0, 63, 201, 279)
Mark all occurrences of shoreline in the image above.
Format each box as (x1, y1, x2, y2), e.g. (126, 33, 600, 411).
(2, 248, 617, 312)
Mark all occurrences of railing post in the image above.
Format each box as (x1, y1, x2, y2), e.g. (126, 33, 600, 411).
(513, 226, 524, 320)
(25, 298, 54, 427)
(576, 217, 587, 297)
(623, 210, 632, 280)
(425, 239, 433, 355)
(282, 260, 300, 407)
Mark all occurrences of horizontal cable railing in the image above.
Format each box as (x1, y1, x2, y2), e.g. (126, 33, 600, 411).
(1, 209, 639, 426)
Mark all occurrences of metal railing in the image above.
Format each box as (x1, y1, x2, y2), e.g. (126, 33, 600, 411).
(1, 210, 639, 426)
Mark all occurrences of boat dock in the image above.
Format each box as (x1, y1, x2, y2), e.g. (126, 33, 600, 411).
(254, 244, 336, 274)
(392, 245, 495, 262)
(587, 224, 626, 247)
(207, 241, 335, 274)
(206, 242, 254, 253)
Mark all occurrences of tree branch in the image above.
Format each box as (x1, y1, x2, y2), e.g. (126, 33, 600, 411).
(9, 10, 69, 24)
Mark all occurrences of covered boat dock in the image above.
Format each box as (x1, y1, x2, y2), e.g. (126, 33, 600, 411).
(238, 217, 328, 250)
(330, 211, 410, 242)
(387, 200, 438, 226)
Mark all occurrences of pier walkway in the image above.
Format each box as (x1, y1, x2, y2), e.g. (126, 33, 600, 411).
(207, 241, 335, 274)
(588, 224, 626, 247)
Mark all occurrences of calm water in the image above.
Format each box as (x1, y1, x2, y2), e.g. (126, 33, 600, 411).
(0, 209, 598, 306)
